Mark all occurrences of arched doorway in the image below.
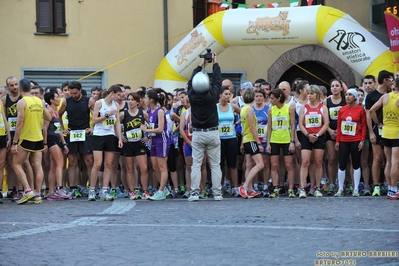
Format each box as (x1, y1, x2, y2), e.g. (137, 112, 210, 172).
(268, 45, 356, 94)
(276, 61, 335, 94)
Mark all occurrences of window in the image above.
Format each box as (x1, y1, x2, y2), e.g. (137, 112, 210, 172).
(193, 0, 246, 27)
(36, 0, 66, 34)
(300, 0, 324, 6)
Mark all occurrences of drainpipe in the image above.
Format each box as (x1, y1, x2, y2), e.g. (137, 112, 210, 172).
(163, 0, 168, 56)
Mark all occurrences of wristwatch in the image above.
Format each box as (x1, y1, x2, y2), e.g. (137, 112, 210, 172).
(12, 141, 18, 146)
(105, 113, 109, 118)
(315, 133, 320, 138)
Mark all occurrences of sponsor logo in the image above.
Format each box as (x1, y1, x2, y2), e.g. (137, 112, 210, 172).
(246, 11, 290, 36)
(175, 30, 207, 65)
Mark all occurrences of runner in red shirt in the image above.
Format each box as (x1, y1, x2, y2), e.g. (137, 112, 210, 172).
(335, 89, 367, 197)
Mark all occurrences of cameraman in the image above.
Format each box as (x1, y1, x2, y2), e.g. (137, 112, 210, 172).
(187, 52, 223, 201)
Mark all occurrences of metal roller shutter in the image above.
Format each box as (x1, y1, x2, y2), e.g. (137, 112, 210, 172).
(23, 69, 104, 95)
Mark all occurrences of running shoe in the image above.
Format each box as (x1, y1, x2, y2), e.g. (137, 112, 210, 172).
(239, 185, 248, 199)
(73, 188, 82, 198)
(188, 192, 199, 202)
(135, 189, 143, 199)
(163, 188, 170, 198)
(387, 191, 399, 200)
(328, 184, 336, 196)
(288, 189, 296, 198)
(334, 189, 344, 197)
(372, 186, 380, 196)
(314, 188, 323, 197)
(116, 187, 128, 198)
(142, 190, 151, 200)
(56, 189, 71, 199)
(27, 196, 42, 204)
(169, 189, 178, 198)
(269, 189, 279, 198)
(47, 193, 64, 201)
(109, 189, 117, 199)
(129, 190, 137, 200)
(88, 190, 96, 201)
(16, 191, 36, 205)
(182, 190, 191, 198)
(352, 189, 360, 197)
(248, 190, 261, 198)
(262, 188, 270, 198)
(346, 184, 354, 195)
(363, 186, 371, 196)
(178, 184, 186, 195)
(199, 190, 208, 199)
(12, 191, 23, 202)
(232, 187, 240, 197)
(299, 188, 307, 199)
(149, 191, 166, 201)
(213, 193, 223, 201)
(100, 191, 114, 201)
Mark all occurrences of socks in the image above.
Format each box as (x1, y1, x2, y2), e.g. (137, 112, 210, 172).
(353, 168, 361, 192)
(337, 169, 345, 191)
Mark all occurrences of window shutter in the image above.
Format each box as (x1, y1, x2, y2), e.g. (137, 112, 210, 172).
(36, 0, 53, 33)
(54, 0, 66, 33)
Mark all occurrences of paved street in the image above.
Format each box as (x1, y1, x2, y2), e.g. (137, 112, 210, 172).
(0, 196, 398, 266)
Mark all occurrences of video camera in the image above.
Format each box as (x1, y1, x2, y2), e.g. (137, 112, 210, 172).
(199, 48, 213, 62)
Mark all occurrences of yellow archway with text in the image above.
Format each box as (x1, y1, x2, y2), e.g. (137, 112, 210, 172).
(154, 5, 395, 91)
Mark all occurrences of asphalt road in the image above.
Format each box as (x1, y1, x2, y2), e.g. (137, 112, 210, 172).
(0, 195, 398, 266)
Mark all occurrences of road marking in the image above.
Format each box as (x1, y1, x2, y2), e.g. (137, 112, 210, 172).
(99, 200, 136, 215)
(0, 200, 136, 239)
(90, 223, 399, 233)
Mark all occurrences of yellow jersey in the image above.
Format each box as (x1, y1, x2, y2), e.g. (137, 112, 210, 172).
(270, 104, 291, 144)
(19, 96, 44, 142)
(240, 105, 257, 144)
(382, 92, 399, 139)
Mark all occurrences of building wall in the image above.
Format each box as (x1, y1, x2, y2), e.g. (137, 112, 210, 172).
(0, 0, 384, 90)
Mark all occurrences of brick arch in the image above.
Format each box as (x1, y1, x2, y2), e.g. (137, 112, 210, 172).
(267, 45, 356, 88)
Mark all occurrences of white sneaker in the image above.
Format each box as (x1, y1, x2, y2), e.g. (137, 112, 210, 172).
(214, 195, 223, 201)
(352, 190, 360, 197)
(334, 189, 344, 197)
(299, 189, 307, 199)
(88, 190, 96, 201)
(188, 192, 199, 202)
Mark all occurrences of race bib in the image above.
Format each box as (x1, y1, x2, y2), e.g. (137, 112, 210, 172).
(272, 116, 288, 131)
(258, 124, 267, 138)
(126, 128, 142, 142)
(0, 114, 4, 128)
(8, 117, 17, 131)
(103, 118, 116, 127)
(305, 114, 322, 128)
(329, 107, 341, 120)
(70, 130, 86, 142)
(149, 122, 155, 137)
(219, 123, 233, 137)
(341, 121, 357, 136)
(54, 122, 62, 134)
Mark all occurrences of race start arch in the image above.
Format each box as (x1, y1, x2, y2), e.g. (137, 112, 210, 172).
(154, 5, 396, 91)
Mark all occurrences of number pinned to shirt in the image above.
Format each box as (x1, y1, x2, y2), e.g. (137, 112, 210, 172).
(70, 130, 86, 142)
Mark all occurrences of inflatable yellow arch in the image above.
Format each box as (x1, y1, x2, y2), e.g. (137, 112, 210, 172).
(154, 5, 395, 91)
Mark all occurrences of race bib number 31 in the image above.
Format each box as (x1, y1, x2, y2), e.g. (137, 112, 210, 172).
(70, 130, 86, 142)
(126, 128, 142, 142)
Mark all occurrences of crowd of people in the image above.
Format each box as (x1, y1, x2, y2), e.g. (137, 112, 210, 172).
(1, 62, 399, 204)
